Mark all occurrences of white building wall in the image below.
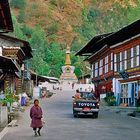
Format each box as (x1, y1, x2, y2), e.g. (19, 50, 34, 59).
(0, 47, 2, 56)
(113, 78, 121, 105)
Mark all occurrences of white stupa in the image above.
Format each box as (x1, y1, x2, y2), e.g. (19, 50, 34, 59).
(60, 46, 78, 84)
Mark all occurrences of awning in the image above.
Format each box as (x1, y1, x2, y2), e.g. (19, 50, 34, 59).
(97, 80, 112, 93)
(0, 0, 13, 32)
(119, 76, 140, 83)
(43, 76, 59, 83)
(49, 79, 59, 83)
(30, 71, 50, 82)
(0, 56, 20, 72)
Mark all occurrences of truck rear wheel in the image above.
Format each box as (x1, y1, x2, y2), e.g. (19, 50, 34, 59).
(93, 112, 98, 118)
(73, 111, 78, 118)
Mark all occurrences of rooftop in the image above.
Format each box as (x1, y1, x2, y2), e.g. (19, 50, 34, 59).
(0, 0, 13, 32)
(0, 34, 32, 59)
(76, 19, 140, 57)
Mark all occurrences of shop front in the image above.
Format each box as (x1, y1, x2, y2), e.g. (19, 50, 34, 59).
(119, 77, 140, 106)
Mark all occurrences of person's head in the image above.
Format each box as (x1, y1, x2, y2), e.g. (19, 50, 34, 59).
(76, 89, 79, 93)
(34, 99, 39, 106)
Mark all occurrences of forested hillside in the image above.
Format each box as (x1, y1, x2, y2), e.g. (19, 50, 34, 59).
(9, 0, 140, 77)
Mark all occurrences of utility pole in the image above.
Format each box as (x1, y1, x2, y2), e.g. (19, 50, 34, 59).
(80, 69, 84, 84)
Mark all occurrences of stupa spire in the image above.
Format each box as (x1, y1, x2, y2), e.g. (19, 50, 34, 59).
(65, 46, 71, 66)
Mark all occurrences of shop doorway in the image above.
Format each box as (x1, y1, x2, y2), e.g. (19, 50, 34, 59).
(120, 82, 137, 106)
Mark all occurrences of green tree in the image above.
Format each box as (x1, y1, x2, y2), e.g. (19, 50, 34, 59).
(127, 1, 140, 23)
(30, 26, 49, 75)
(45, 42, 65, 77)
(11, 15, 26, 40)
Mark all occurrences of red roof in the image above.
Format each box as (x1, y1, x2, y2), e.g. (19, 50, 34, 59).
(0, 0, 13, 32)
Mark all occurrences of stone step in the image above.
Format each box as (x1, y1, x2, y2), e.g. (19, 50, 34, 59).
(100, 98, 108, 106)
(7, 120, 18, 127)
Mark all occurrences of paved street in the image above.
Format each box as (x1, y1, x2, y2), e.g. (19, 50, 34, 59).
(2, 90, 140, 140)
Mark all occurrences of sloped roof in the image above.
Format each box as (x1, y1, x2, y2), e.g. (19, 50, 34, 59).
(94, 19, 140, 49)
(30, 71, 50, 82)
(75, 33, 112, 56)
(0, 34, 32, 59)
(76, 19, 140, 57)
(0, 0, 13, 32)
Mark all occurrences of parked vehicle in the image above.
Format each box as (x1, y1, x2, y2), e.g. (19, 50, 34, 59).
(72, 91, 99, 118)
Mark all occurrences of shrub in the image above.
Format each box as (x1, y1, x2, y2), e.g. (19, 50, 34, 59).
(50, 0, 57, 6)
(31, 3, 38, 10)
(104, 95, 116, 106)
(46, 23, 59, 36)
(18, 10, 26, 23)
(0, 87, 16, 106)
(21, 25, 32, 38)
(10, 0, 26, 9)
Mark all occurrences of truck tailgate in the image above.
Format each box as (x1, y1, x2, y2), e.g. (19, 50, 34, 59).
(75, 100, 97, 108)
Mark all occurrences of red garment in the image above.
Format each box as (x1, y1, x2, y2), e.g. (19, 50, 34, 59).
(75, 93, 81, 99)
(30, 105, 43, 128)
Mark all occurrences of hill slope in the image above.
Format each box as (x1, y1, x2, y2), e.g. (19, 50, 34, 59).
(10, 0, 140, 77)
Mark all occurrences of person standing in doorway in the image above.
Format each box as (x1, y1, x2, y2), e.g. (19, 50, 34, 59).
(30, 99, 43, 136)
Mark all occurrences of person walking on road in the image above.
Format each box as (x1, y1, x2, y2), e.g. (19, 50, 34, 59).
(72, 83, 75, 89)
(30, 99, 43, 136)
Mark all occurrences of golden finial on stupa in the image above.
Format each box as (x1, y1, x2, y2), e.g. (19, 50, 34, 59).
(65, 45, 71, 66)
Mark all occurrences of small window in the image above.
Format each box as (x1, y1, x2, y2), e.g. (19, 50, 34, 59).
(124, 60, 127, 70)
(131, 58, 134, 68)
(136, 45, 140, 55)
(114, 54, 117, 62)
(120, 52, 122, 61)
(136, 56, 139, 66)
(111, 53, 113, 61)
(131, 47, 134, 58)
(114, 63, 117, 72)
(111, 61, 113, 70)
(99, 59, 103, 67)
(124, 50, 127, 59)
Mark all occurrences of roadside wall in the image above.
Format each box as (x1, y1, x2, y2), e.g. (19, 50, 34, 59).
(0, 107, 8, 127)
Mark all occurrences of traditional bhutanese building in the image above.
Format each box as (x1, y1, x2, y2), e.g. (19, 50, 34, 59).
(76, 19, 140, 107)
(0, 34, 32, 94)
(60, 46, 77, 84)
(0, 1, 33, 95)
